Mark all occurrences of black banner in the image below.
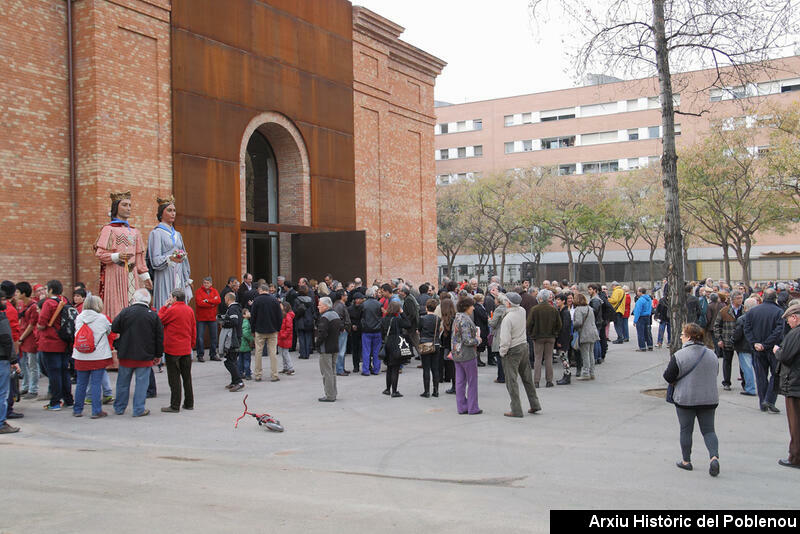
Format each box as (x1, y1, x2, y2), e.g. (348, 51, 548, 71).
(551, 510, 799, 532)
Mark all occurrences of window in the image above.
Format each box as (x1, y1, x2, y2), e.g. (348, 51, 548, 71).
(439, 149, 449, 160)
(602, 160, 619, 172)
(457, 173, 467, 181)
(627, 158, 640, 170)
(473, 119, 482, 130)
(522, 112, 533, 124)
(437, 174, 451, 184)
(558, 164, 576, 176)
(647, 96, 660, 109)
(504, 115, 514, 127)
(648, 126, 660, 139)
(730, 86, 747, 99)
(709, 89, 723, 102)
(581, 101, 618, 117)
(540, 107, 576, 121)
(628, 128, 639, 141)
(782, 84, 800, 93)
(581, 131, 617, 146)
(440, 123, 449, 134)
(457, 121, 467, 132)
(523, 139, 533, 152)
(504, 142, 515, 154)
(674, 123, 682, 136)
(541, 136, 575, 149)
(582, 162, 600, 174)
(582, 160, 619, 174)
(757, 146, 771, 157)
(648, 155, 660, 166)
(627, 99, 639, 112)
(457, 146, 467, 158)
(473, 145, 483, 157)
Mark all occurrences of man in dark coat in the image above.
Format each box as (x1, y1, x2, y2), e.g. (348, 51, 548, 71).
(316, 297, 342, 402)
(744, 288, 785, 413)
(250, 283, 283, 382)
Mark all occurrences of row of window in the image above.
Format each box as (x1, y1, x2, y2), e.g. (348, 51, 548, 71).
(548, 156, 661, 176)
(435, 119, 482, 135)
(710, 77, 800, 101)
(436, 171, 482, 185)
(502, 124, 681, 154)
(502, 96, 673, 127)
(436, 145, 483, 160)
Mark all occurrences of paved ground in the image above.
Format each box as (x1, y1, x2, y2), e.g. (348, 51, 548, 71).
(3, 335, 798, 533)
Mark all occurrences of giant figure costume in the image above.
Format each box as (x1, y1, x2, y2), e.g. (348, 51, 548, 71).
(95, 191, 151, 319)
(147, 195, 192, 310)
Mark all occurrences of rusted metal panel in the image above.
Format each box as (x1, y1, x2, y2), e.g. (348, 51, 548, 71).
(311, 177, 355, 229)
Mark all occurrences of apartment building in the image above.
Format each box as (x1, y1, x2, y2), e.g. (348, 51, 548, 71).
(434, 56, 800, 283)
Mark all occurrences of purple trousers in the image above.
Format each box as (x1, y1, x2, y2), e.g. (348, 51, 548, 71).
(455, 358, 480, 414)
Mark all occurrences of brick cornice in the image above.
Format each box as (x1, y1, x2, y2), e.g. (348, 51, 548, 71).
(352, 6, 446, 78)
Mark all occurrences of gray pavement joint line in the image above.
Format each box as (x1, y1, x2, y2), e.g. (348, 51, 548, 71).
(331, 470, 528, 488)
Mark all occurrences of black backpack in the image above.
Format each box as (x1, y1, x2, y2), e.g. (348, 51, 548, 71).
(295, 301, 307, 318)
(58, 304, 79, 342)
(601, 294, 616, 323)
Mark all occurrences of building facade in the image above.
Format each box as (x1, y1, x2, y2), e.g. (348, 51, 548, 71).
(434, 57, 800, 284)
(1, 0, 444, 293)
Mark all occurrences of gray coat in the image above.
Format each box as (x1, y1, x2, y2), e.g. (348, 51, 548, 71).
(668, 343, 719, 407)
(572, 305, 599, 344)
(489, 304, 507, 352)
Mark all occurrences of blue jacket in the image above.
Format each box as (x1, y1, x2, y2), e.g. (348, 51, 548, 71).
(633, 294, 652, 324)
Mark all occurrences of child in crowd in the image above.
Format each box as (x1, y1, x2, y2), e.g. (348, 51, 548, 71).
(238, 309, 254, 380)
(278, 301, 295, 375)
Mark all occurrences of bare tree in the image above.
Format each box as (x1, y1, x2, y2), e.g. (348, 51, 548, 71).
(529, 0, 800, 353)
(436, 182, 470, 278)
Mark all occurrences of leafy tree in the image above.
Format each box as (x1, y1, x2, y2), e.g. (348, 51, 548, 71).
(436, 182, 470, 278)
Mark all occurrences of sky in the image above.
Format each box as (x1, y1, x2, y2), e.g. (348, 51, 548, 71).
(354, 0, 577, 104)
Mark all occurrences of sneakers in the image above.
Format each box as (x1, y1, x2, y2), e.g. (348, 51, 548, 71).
(270, 376, 280, 382)
(229, 383, 244, 392)
(285, 370, 295, 376)
(160, 406, 179, 413)
(102, 396, 114, 405)
(44, 403, 62, 411)
(0, 422, 20, 434)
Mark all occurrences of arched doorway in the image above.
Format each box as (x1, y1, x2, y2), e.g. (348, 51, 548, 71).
(239, 112, 311, 283)
(244, 130, 279, 283)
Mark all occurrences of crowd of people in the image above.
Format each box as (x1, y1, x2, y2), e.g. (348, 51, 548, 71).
(1, 272, 798, 475)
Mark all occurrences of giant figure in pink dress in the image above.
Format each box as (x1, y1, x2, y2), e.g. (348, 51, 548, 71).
(94, 192, 152, 319)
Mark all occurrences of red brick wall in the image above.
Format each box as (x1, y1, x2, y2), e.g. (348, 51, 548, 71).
(352, 7, 444, 287)
(0, 0, 171, 292)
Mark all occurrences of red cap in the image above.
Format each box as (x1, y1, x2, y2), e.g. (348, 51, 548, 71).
(33, 284, 44, 291)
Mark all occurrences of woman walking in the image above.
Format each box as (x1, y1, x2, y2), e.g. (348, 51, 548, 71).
(451, 296, 482, 415)
(663, 323, 720, 476)
(571, 293, 599, 380)
(72, 295, 113, 419)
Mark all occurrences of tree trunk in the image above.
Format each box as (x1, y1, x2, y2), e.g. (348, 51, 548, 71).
(653, 0, 686, 355)
(722, 243, 731, 286)
(649, 247, 656, 289)
(533, 252, 541, 284)
(566, 245, 575, 283)
(597, 247, 606, 285)
(500, 241, 509, 287)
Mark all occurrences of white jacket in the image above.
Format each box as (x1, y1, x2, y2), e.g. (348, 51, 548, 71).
(499, 305, 528, 357)
(72, 309, 113, 361)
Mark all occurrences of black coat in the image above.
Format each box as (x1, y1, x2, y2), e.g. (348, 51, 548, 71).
(111, 303, 164, 361)
(250, 293, 283, 334)
(348, 301, 363, 333)
(744, 301, 785, 351)
(381, 314, 412, 365)
(473, 303, 489, 352)
(219, 302, 243, 350)
(316, 309, 343, 353)
(686, 295, 700, 323)
(219, 286, 235, 315)
(776, 325, 800, 397)
(556, 306, 572, 351)
(293, 295, 316, 332)
(237, 284, 253, 310)
(360, 297, 383, 333)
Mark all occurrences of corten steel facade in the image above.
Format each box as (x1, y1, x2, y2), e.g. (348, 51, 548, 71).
(0, 0, 444, 293)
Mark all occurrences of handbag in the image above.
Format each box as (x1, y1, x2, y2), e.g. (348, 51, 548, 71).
(571, 331, 580, 351)
(666, 349, 705, 404)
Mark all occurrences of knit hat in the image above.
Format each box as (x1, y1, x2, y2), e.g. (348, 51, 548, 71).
(506, 292, 522, 306)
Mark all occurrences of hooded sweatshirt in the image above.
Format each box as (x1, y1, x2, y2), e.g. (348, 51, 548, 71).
(72, 309, 113, 364)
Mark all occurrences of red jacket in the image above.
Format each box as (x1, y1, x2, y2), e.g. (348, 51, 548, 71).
(37, 296, 68, 353)
(159, 301, 197, 356)
(195, 286, 221, 322)
(18, 301, 38, 353)
(623, 294, 632, 318)
(278, 311, 294, 348)
(4, 302, 19, 341)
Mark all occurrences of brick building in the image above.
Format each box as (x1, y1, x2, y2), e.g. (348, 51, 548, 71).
(0, 0, 444, 294)
(434, 58, 800, 284)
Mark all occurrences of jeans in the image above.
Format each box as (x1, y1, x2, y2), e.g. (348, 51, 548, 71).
(165, 354, 194, 409)
(0, 361, 9, 424)
(622, 317, 630, 341)
(102, 371, 113, 397)
(114, 365, 151, 416)
(455, 358, 479, 414)
(753, 350, 778, 407)
(238, 351, 252, 378)
(635, 316, 653, 349)
(657, 321, 671, 345)
(74, 369, 104, 416)
(42, 352, 72, 407)
(736, 352, 756, 395)
(278, 347, 293, 372)
(361, 332, 382, 374)
(21, 351, 39, 394)
(613, 313, 625, 341)
(196, 320, 218, 358)
(335, 330, 348, 374)
(297, 330, 314, 359)
(676, 406, 718, 462)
